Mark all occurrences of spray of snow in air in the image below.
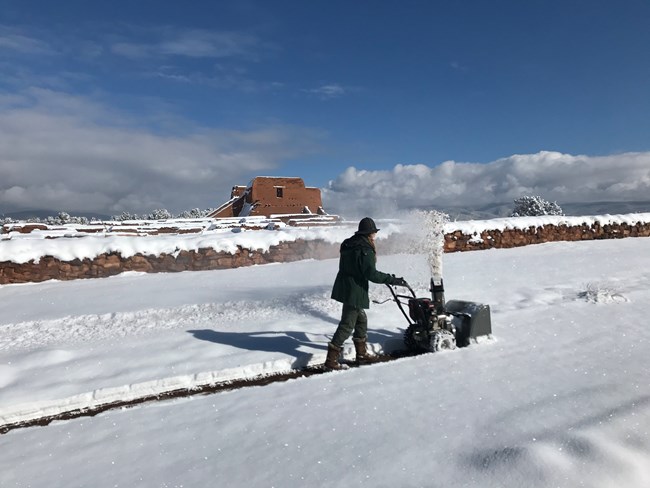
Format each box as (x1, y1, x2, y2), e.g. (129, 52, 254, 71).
(403, 209, 449, 280)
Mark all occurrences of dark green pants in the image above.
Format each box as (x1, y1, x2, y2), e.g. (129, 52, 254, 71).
(331, 304, 368, 348)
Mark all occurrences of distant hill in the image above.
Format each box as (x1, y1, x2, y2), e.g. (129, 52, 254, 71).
(560, 201, 650, 216)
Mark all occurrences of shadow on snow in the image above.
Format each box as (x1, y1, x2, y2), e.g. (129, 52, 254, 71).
(186, 328, 401, 368)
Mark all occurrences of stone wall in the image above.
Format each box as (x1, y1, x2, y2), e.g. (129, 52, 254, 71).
(0, 239, 339, 285)
(444, 220, 650, 252)
(1, 219, 649, 284)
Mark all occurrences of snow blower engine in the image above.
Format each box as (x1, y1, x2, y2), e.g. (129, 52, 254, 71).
(386, 278, 492, 353)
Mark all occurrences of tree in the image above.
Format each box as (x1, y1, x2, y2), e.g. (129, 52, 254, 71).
(148, 209, 172, 220)
(177, 208, 205, 219)
(111, 211, 140, 221)
(511, 196, 564, 217)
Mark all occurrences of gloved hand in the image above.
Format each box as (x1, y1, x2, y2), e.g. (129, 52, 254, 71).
(391, 276, 408, 287)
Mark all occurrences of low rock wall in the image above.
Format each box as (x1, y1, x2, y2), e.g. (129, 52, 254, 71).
(1, 220, 649, 284)
(444, 220, 650, 252)
(0, 239, 339, 285)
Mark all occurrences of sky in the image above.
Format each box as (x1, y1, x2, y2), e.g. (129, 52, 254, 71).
(1, 0, 650, 217)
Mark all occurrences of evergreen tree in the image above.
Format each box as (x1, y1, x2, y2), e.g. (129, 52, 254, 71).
(148, 209, 172, 220)
(511, 196, 564, 217)
(58, 212, 71, 223)
(177, 208, 204, 219)
(111, 211, 140, 221)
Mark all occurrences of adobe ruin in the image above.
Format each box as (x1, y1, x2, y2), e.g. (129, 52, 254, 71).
(208, 177, 327, 219)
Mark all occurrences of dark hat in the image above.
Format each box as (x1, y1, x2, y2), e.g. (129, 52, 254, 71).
(355, 217, 380, 235)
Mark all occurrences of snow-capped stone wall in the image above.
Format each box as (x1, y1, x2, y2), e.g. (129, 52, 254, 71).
(0, 240, 339, 284)
(1, 213, 649, 284)
(444, 216, 650, 252)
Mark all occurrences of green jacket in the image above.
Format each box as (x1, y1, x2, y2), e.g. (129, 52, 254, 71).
(331, 234, 394, 309)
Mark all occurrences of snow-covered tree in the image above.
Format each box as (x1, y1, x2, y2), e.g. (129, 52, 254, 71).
(58, 212, 71, 223)
(3, 213, 91, 224)
(177, 208, 205, 219)
(111, 211, 140, 222)
(511, 196, 564, 217)
(148, 209, 172, 220)
(70, 216, 89, 225)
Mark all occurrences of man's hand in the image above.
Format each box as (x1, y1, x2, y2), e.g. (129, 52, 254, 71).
(391, 276, 408, 287)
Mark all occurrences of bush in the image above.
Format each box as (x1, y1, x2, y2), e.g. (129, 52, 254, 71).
(511, 196, 564, 217)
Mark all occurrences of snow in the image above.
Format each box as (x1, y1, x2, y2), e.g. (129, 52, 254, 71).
(3, 212, 649, 265)
(416, 209, 449, 280)
(0, 219, 385, 264)
(1, 231, 649, 487)
(448, 212, 650, 236)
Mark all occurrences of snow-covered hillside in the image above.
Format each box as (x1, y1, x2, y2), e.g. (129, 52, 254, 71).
(1, 234, 649, 487)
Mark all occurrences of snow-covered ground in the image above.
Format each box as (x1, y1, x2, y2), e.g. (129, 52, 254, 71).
(1, 235, 649, 487)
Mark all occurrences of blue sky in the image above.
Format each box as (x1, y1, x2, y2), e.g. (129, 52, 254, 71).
(1, 0, 649, 216)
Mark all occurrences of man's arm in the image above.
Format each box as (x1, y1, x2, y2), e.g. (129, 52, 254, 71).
(359, 250, 395, 284)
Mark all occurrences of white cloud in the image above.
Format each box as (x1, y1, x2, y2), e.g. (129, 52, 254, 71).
(304, 84, 348, 99)
(322, 151, 650, 218)
(111, 42, 154, 59)
(151, 65, 284, 93)
(160, 30, 259, 58)
(450, 61, 469, 72)
(107, 27, 281, 92)
(0, 26, 57, 56)
(0, 88, 322, 215)
(0, 25, 280, 95)
(111, 28, 263, 60)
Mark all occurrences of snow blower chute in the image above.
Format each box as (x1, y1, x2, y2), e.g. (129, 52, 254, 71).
(386, 278, 492, 353)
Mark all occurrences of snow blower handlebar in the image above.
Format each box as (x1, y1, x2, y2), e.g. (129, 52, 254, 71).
(389, 281, 415, 298)
(371, 280, 414, 304)
(383, 281, 416, 324)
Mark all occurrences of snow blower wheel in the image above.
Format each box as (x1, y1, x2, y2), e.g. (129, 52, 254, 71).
(403, 325, 456, 353)
(403, 324, 427, 353)
(430, 329, 456, 352)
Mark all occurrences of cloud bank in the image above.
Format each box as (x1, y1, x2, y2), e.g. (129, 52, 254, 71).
(0, 88, 322, 216)
(323, 151, 650, 218)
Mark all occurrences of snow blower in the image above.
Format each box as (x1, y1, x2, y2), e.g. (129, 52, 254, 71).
(385, 278, 492, 353)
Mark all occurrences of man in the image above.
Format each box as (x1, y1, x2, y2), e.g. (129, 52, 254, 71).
(326, 217, 407, 370)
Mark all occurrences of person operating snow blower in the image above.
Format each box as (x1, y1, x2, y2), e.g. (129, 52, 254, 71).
(325, 217, 408, 370)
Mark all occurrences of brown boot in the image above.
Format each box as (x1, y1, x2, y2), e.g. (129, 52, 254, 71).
(353, 337, 375, 364)
(324, 342, 343, 370)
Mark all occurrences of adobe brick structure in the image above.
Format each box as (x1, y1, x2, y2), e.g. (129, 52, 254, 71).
(208, 177, 326, 218)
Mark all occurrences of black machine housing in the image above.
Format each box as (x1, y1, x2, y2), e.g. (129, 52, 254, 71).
(388, 278, 492, 353)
